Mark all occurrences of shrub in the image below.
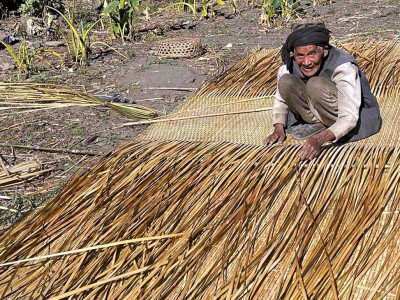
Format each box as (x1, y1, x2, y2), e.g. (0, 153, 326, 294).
(18, 0, 64, 17)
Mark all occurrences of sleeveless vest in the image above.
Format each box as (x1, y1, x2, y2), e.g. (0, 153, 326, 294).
(288, 46, 382, 143)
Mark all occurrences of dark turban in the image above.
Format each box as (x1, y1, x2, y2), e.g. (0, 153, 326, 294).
(280, 27, 331, 72)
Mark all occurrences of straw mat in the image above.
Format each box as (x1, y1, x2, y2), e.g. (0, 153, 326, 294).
(140, 40, 400, 148)
(0, 40, 400, 299)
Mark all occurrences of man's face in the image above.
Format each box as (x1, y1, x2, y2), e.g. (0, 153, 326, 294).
(293, 44, 328, 77)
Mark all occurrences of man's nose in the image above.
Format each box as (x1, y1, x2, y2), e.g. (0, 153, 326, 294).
(303, 56, 311, 66)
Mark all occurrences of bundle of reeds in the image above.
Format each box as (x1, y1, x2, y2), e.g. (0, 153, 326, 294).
(0, 83, 157, 119)
(0, 140, 399, 299)
(0, 40, 400, 299)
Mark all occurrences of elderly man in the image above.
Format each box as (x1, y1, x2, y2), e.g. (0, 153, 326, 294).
(263, 23, 381, 160)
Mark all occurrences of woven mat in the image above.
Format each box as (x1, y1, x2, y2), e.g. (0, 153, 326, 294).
(140, 41, 400, 148)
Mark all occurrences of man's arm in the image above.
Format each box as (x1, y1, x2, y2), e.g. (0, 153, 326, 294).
(300, 63, 361, 160)
(263, 65, 290, 146)
(326, 62, 361, 141)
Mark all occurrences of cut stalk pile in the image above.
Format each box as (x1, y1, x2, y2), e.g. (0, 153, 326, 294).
(0, 160, 53, 188)
(0, 141, 399, 299)
(0, 83, 157, 119)
(1, 40, 400, 299)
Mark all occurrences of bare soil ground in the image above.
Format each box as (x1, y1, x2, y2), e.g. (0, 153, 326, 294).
(0, 0, 399, 224)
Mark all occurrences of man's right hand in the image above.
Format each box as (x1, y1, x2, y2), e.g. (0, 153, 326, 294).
(262, 123, 286, 146)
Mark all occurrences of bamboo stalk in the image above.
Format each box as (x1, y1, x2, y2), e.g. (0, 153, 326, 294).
(118, 107, 273, 128)
(0, 168, 55, 186)
(0, 233, 186, 267)
(50, 262, 168, 300)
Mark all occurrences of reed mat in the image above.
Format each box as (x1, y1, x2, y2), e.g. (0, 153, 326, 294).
(140, 39, 400, 147)
(0, 40, 400, 299)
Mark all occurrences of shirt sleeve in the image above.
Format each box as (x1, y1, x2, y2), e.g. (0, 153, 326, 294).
(272, 65, 290, 125)
(327, 62, 362, 142)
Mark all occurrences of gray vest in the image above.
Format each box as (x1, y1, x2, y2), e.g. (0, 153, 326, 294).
(289, 46, 382, 143)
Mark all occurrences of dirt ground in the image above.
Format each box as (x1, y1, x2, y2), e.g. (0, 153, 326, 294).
(0, 0, 399, 224)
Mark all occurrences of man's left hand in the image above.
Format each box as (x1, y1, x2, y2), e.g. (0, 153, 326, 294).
(299, 129, 336, 161)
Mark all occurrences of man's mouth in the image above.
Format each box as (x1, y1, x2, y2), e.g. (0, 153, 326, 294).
(302, 65, 315, 71)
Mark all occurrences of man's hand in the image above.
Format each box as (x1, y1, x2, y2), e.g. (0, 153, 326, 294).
(263, 123, 286, 146)
(299, 129, 335, 160)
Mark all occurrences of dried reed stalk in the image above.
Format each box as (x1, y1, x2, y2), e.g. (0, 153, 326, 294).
(0, 161, 54, 188)
(0, 83, 157, 119)
(0, 140, 399, 299)
(0, 40, 400, 299)
(0, 143, 103, 156)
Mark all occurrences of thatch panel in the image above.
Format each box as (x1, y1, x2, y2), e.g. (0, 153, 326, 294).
(1, 40, 400, 299)
(0, 141, 399, 298)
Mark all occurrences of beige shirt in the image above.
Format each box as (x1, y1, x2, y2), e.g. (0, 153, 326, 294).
(273, 62, 362, 141)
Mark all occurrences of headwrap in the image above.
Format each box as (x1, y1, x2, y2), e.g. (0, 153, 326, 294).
(280, 27, 331, 72)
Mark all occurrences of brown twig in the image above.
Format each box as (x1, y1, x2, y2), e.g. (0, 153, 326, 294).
(147, 87, 197, 92)
(0, 121, 35, 132)
(135, 97, 164, 102)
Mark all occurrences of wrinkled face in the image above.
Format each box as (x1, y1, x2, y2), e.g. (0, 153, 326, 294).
(294, 44, 328, 77)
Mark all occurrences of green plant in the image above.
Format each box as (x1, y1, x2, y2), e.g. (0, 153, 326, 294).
(0, 37, 63, 79)
(157, 0, 225, 18)
(49, 0, 127, 64)
(172, 0, 197, 14)
(259, 0, 299, 27)
(0, 193, 46, 226)
(201, 0, 225, 17)
(18, 0, 63, 17)
(102, 0, 139, 41)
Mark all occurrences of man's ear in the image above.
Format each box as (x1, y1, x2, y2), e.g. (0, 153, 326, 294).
(323, 45, 329, 57)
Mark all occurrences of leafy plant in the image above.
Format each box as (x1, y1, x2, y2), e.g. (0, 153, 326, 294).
(102, 0, 139, 41)
(259, 0, 299, 27)
(49, 0, 127, 64)
(200, 0, 225, 17)
(155, 0, 226, 18)
(169, 0, 196, 15)
(0, 37, 63, 79)
(18, 0, 63, 17)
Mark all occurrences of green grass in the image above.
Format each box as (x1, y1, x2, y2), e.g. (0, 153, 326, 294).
(0, 193, 48, 226)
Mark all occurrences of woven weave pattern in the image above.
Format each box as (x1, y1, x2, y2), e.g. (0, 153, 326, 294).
(157, 38, 202, 58)
(141, 40, 400, 148)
